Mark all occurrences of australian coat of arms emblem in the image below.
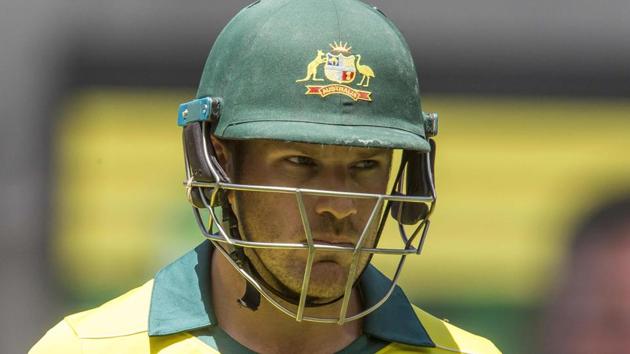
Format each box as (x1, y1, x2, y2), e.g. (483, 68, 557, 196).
(296, 41, 374, 102)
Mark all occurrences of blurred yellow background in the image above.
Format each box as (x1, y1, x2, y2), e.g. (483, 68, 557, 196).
(53, 89, 630, 310)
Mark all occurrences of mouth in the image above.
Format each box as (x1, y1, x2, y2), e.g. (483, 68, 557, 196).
(310, 239, 356, 248)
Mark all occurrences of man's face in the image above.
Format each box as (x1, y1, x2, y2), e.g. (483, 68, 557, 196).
(224, 139, 392, 303)
(546, 223, 630, 354)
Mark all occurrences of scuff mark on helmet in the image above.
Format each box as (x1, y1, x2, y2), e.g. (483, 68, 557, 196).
(357, 138, 383, 146)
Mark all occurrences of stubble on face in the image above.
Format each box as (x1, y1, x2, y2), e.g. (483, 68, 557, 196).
(225, 139, 390, 302)
(234, 191, 380, 301)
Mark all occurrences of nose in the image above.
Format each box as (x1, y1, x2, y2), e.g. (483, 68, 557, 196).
(315, 195, 357, 220)
(310, 164, 359, 220)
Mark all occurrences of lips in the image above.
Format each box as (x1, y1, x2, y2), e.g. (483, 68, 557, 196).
(309, 238, 356, 248)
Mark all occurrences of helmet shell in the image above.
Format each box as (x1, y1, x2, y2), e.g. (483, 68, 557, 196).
(197, 0, 430, 152)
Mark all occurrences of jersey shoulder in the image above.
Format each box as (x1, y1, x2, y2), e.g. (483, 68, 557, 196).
(403, 305, 501, 354)
(29, 280, 167, 354)
(29, 280, 153, 354)
(65, 279, 154, 338)
(30, 280, 210, 354)
(29, 319, 82, 354)
(378, 305, 501, 354)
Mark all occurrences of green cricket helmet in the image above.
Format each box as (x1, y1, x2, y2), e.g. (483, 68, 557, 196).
(178, 0, 438, 324)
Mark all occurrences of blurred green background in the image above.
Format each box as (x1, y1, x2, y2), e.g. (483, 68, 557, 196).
(52, 89, 630, 353)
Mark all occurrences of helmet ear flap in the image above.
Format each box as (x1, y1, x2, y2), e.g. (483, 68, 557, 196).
(183, 122, 221, 208)
(390, 139, 436, 225)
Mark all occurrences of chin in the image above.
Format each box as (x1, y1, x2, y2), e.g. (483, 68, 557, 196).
(302, 262, 352, 299)
(304, 285, 346, 302)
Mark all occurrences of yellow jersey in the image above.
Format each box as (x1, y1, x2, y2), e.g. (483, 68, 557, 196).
(31, 242, 500, 354)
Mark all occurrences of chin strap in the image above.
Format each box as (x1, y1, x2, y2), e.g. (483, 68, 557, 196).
(228, 248, 261, 311)
(221, 194, 262, 312)
(238, 282, 262, 311)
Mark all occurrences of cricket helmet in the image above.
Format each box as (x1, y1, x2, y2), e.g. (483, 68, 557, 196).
(177, 0, 438, 324)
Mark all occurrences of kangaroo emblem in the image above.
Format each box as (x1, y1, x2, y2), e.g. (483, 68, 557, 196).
(296, 42, 375, 102)
(296, 50, 326, 82)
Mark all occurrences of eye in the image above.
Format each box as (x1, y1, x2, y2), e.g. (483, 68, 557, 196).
(286, 156, 317, 167)
(353, 160, 379, 169)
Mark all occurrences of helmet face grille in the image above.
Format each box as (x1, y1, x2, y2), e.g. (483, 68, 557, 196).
(180, 122, 437, 324)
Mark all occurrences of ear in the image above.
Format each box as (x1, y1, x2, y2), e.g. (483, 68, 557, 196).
(210, 135, 233, 175)
(210, 135, 236, 206)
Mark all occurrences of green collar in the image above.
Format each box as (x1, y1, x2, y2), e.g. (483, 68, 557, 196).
(148, 241, 434, 348)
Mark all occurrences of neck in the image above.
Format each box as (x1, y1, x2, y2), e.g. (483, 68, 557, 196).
(211, 248, 363, 354)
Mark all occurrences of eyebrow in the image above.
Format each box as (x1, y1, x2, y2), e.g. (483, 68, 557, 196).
(282, 144, 390, 159)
